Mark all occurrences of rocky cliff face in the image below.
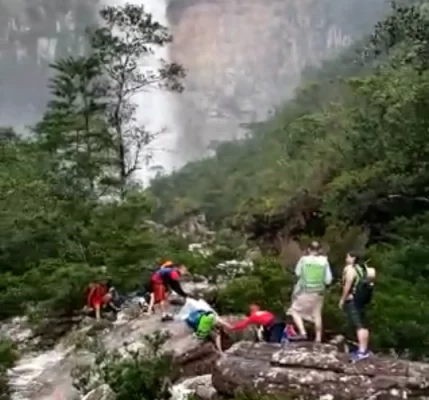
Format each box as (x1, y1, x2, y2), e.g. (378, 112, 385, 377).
(166, 0, 386, 161)
(0, 0, 97, 125)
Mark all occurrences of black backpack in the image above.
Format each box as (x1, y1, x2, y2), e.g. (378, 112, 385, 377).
(353, 264, 374, 306)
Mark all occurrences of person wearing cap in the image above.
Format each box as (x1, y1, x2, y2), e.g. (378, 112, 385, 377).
(286, 241, 333, 342)
(146, 263, 190, 321)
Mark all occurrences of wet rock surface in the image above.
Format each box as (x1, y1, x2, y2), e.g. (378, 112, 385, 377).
(212, 341, 429, 399)
(6, 307, 255, 400)
(171, 375, 217, 400)
(7, 310, 219, 400)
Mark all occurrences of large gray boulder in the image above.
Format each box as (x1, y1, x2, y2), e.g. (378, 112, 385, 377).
(212, 341, 429, 399)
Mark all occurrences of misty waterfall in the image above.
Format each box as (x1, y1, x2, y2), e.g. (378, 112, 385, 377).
(103, 0, 182, 187)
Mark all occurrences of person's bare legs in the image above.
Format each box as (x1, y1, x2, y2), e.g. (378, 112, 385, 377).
(357, 328, 369, 352)
(314, 300, 323, 343)
(314, 312, 322, 342)
(290, 310, 307, 338)
(159, 300, 168, 316)
(95, 304, 101, 321)
(146, 293, 155, 315)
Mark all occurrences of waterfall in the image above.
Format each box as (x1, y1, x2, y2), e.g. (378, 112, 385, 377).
(103, 0, 182, 187)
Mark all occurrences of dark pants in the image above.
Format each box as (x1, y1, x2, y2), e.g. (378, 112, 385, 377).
(344, 300, 366, 330)
(263, 321, 286, 343)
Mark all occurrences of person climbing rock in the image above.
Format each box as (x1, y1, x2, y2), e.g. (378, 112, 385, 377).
(147, 263, 191, 321)
(231, 304, 294, 343)
(140, 260, 173, 314)
(339, 251, 376, 362)
(185, 308, 232, 353)
(286, 241, 333, 342)
(85, 279, 119, 321)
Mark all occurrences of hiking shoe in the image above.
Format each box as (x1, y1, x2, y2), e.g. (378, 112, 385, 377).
(351, 350, 370, 362)
(288, 334, 308, 341)
(161, 314, 174, 322)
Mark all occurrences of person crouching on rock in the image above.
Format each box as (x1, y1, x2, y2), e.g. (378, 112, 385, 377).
(85, 279, 119, 321)
(141, 260, 173, 314)
(230, 304, 291, 343)
(147, 263, 191, 321)
(185, 309, 232, 353)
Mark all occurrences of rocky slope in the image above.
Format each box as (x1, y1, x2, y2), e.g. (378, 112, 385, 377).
(7, 305, 429, 400)
(7, 310, 222, 400)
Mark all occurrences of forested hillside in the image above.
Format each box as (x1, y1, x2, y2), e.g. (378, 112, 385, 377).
(149, 2, 429, 355)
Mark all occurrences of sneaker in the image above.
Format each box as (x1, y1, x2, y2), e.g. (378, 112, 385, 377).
(161, 314, 174, 322)
(351, 350, 370, 362)
(286, 324, 298, 337)
(288, 334, 308, 341)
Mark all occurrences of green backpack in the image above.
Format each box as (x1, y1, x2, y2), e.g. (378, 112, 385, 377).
(195, 312, 215, 339)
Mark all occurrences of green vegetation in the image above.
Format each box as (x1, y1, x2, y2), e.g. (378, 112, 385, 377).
(0, 3, 185, 322)
(4, 1, 429, 399)
(149, 2, 429, 358)
(73, 331, 173, 400)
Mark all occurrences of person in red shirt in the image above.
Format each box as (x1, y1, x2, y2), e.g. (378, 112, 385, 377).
(85, 280, 116, 321)
(231, 304, 297, 343)
(146, 263, 190, 321)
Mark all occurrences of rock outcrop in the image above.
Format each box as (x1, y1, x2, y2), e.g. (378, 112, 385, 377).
(171, 374, 217, 400)
(8, 313, 217, 400)
(212, 341, 429, 399)
(7, 307, 255, 400)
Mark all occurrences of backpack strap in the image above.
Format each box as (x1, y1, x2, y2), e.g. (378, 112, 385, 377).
(353, 264, 367, 280)
(351, 264, 366, 296)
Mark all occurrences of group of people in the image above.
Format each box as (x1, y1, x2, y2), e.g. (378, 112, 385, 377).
(84, 242, 375, 362)
(287, 241, 375, 361)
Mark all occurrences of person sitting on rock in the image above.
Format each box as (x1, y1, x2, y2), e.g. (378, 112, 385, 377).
(85, 279, 120, 321)
(230, 304, 295, 343)
(185, 308, 232, 353)
(339, 251, 375, 362)
(147, 263, 191, 321)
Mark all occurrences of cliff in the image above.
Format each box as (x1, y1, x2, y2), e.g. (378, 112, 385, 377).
(166, 0, 387, 161)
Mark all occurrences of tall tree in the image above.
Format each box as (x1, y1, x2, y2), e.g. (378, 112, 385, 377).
(36, 3, 185, 197)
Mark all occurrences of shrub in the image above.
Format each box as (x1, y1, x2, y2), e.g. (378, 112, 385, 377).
(73, 331, 174, 400)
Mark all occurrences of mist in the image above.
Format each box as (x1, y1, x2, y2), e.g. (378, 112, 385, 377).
(0, 0, 389, 183)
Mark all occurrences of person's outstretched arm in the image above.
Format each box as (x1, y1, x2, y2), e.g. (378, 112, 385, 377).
(231, 315, 254, 331)
(216, 316, 233, 330)
(168, 271, 189, 298)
